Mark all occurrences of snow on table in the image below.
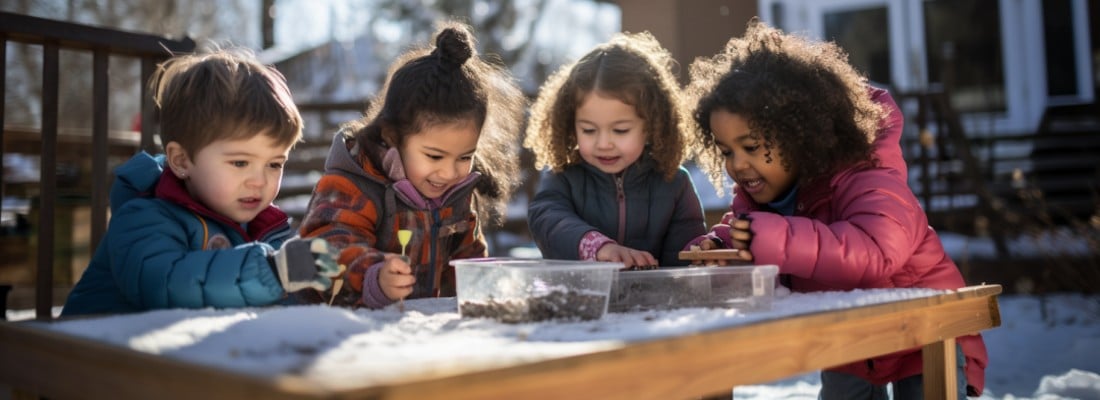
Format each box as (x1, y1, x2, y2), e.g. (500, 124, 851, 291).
(39, 287, 947, 391)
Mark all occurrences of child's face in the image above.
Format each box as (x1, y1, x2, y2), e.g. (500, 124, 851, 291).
(574, 92, 646, 175)
(710, 109, 796, 204)
(400, 121, 479, 200)
(171, 134, 291, 224)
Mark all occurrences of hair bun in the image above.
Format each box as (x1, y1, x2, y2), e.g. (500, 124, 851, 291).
(434, 27, 474, 67)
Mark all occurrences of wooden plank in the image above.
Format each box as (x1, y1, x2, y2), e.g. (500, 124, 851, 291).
(0, 285, 1001, 399)
(0, 322, 322, 400)
(36, 42, 59, 321)
(1, 34, 7, 217)
(0, 11, 194, 56)
(344, 285, 1002, 400)
(140, 58, 158, 153)
(91, 49, 109, 250)
(922, 337, 958, 400)
(677, 248, 747, 263)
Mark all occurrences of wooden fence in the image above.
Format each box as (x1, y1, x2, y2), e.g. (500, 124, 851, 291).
(0, 11, 194, 319)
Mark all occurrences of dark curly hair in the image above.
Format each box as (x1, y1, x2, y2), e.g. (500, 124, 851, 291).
(342, 20, 526, 225)
(524, 31, 698, 180)
(685, 18, 885, 193)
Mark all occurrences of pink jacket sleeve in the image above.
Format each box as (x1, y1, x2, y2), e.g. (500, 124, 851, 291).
(748, 170, 927, 288)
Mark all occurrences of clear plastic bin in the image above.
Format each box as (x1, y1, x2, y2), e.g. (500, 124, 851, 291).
(451, 258, 622, 323)
(609, 265, 778, 312)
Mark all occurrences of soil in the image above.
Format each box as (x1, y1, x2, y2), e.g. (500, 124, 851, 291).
(459, 290, 608, 323)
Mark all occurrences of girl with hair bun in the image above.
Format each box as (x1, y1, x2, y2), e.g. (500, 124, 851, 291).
(299, 21, 526, 309)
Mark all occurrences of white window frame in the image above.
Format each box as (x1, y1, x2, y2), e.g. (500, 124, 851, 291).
(758, 0, 1094, 135)
(1043, 0, 1095, 107)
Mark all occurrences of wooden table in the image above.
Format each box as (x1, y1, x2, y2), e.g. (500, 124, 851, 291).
(0, 284, 1001, 400)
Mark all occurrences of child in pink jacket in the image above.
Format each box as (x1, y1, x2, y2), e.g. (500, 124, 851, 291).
(684, 19, 988, 398)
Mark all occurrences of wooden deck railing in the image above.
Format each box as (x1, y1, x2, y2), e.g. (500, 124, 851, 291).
(0, 11, 194, 320)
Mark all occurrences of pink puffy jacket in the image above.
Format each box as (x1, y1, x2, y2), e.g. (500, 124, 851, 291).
(700, 88, 988, 395)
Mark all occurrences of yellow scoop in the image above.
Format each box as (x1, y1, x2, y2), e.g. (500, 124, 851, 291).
(398, 229, 412, 257)
(397, 229, 412, 311)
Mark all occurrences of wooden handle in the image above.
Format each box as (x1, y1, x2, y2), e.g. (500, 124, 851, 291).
(678, 248, 743, 261)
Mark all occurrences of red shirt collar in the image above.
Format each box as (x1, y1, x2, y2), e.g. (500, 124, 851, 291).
(153, 169, 288, 241)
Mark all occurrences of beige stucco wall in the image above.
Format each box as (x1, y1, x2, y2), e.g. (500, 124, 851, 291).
(614, 0, 759, 80)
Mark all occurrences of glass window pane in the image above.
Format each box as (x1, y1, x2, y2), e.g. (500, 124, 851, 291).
(823, 6, 891, 86)
(923, 0, 1005, 113)
(1043, 0, 1078, 97)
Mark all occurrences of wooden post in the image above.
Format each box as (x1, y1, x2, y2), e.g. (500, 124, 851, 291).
(922, 337, 959, 400)
(36, 42, 59, 321)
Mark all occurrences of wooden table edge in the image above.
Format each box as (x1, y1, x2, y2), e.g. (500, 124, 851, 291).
(0, 284, 1003, 400)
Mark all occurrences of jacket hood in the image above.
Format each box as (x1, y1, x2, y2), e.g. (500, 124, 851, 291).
(110, 152, 165, 213)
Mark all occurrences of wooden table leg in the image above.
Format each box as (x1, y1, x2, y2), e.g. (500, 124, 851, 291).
(922, 337, 958, 400)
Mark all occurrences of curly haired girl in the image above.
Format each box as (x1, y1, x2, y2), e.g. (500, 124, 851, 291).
(523, 31, 707, 269)
(684, 19, 988, 398)
(299, 21, 526, 308)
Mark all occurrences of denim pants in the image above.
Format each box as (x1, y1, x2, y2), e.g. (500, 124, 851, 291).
(819, 344, 968, 399)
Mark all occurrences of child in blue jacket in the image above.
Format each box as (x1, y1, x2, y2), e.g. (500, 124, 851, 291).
(63, 48, 339, 316)
(524, 32, 707, 268)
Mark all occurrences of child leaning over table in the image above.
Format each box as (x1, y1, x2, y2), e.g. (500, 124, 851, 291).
(524, 31, 707, 269)
(63, 48, 340, 316)
(297, 21, 526, 309)
(683, 20, 988, 398)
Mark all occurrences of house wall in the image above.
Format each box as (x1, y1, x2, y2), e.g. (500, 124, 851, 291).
(614, 0, 759, 80)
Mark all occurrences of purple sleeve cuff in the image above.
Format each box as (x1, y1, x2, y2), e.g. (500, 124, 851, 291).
(362, 261, 395, 309)
(578, 231, 614, 260)
(684, 226, 733, 250)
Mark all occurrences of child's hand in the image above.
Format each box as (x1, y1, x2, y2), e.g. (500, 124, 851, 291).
(269, 237, 342, 292)
(596, 243, 658, 270)
(697, 235, 720, 250)
(377, 254, 415, 302)
(725, 216, 753, 251)
(690, 238, 755, 265)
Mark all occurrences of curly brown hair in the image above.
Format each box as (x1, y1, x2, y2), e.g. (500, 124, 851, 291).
(685, 19, 885, 193)
(341, 20, 526, 225)
(523, 31, 698, 180)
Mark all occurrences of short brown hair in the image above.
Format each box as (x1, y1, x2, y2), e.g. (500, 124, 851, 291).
(151, 47, 302, 153)
(524, 31, 698, 180)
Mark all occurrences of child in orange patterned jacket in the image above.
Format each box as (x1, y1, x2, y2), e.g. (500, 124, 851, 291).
(298, 21, 526, 308)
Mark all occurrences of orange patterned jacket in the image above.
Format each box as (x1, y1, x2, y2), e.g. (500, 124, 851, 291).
(298, 131, 486, 308)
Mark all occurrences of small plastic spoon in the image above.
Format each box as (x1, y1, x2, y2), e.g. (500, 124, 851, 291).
(399, 230, 412, 257)
(397, 229, 413, 311)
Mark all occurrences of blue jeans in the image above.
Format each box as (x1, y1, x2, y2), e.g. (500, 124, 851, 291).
(819, 344, 968, 399)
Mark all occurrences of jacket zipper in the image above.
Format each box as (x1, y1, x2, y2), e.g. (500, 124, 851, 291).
(430, 208, 441, 297)
(615, 174, 626, 242)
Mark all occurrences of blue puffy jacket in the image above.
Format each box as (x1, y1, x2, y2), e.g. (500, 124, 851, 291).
(62, 152, 293, 316)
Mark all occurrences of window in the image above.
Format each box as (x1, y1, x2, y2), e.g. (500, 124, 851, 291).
(923, 0, 1005, 114)
(824, 6, 891, 86)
